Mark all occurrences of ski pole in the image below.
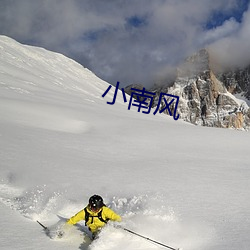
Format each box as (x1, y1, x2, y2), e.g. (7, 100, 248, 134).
(37, 220, 48, 231)
(122, 227, 180, 250)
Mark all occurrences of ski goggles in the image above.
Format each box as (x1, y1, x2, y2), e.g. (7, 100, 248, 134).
(89, 205, 101, 212)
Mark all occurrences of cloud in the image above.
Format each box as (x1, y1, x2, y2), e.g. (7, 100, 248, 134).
(209, 4, 250, 69)
(0, 0, 249, 87)
(200, 18, 240, 45)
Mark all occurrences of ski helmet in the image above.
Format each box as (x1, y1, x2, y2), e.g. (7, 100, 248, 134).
(89, 195, 104, 210)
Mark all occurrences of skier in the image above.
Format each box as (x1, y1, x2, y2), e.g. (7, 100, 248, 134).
(66, 194, 121, 239)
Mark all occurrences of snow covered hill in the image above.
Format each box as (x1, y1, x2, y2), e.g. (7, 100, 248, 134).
(0, 36, 250, 250)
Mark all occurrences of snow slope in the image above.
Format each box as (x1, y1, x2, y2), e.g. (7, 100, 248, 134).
(0, 36, 250, 250)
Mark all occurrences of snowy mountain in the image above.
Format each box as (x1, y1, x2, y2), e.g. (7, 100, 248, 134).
(126, 49, 250, 130)
(169, 49, 250, 129)
(0, 36, 250, 250)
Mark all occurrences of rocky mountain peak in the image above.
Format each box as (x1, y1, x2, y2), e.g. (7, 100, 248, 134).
(177, 48, 210, 78)
(125, 48, 250, 130)
(167, 49, 250, 129)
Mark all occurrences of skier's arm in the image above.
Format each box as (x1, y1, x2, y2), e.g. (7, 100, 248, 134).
(104, 207, 122, 222)
(67, 209, 85, 225)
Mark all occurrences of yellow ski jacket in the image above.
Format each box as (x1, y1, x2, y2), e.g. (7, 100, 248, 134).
(67, 206, 121, 233)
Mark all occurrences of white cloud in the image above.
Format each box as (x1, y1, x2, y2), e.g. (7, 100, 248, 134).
(200, 18, 240, 45)
(0, 0, 249, 87)
(209, 5, 250, 69)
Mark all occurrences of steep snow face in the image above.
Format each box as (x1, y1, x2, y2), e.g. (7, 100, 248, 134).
(0, 35, 123, 134)
(0, 36, 108, 97)
(0, 36, 250, 250)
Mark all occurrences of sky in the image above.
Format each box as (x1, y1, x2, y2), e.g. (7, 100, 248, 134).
(0, 0, 249, 87)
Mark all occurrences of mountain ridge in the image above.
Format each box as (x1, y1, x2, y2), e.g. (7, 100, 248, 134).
(126, 48, 250, 130)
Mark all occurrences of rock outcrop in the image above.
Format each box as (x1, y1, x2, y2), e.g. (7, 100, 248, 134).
(162, 49, 250, 129)
(125, 49, 250, 130)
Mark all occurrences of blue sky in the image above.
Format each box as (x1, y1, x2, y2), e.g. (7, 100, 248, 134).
(206, 0, 249, 28)
(0, 0, 249, 87)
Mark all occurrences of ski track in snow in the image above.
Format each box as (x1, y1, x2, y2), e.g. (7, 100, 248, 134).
(0, 179, 212, 250)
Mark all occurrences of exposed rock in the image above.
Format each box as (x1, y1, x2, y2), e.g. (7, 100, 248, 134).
(151, 49, 250, 129)
(217, 66, 250, 100)
(124, 49, 250, 130)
